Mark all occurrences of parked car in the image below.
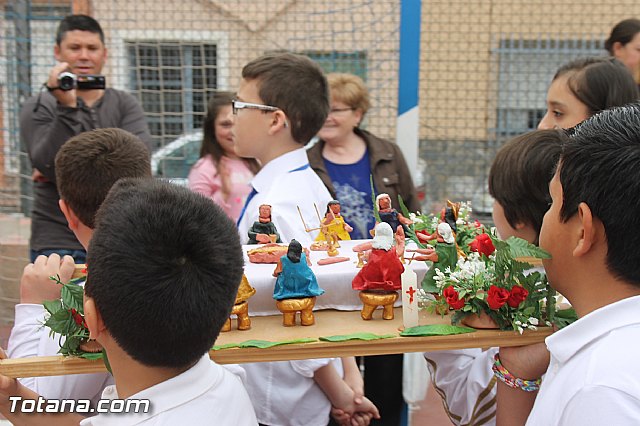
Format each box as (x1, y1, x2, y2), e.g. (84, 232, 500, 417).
(151, 131, 203, 186)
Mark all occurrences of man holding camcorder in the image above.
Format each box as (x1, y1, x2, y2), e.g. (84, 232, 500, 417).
(20, 14, 152, 263)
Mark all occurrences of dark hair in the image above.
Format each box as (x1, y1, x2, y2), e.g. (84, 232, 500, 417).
(200, 91, 260, 174)
(56, 15, 105, 45)
(85, 178, 244, 367)
(553, 57, 639, 116)
(605, 18, 640, 54)
(242, 52, 329, 145)
(489, 129, 566, 244)
(286, 239, 302, 263)
(55, 128, 151, 229)
(559, 103, 640, 286)
(325, 200, 340, 215)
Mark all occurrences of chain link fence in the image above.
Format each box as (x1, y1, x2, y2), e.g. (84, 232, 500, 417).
(1, 0, 640, 324)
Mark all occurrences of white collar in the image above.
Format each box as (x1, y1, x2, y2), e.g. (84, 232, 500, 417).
(546, 295, 640, 364)
(251, 148, 309, 193)
(93, 354, 220, 425)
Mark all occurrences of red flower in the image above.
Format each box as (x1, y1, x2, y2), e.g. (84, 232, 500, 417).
(469, 233, 495, 257)
(474, 219, 482, 228)
(487, 285, 509, 310)
(507, 286, 529, 308)
(70, 308, 87, 328)
(443, 286, 465, 310)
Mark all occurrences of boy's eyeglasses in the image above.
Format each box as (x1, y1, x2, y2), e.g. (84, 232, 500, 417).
(232, 100, 279, 115)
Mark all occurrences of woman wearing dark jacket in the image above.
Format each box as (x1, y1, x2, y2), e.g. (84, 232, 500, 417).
(307, 72, 419, 241)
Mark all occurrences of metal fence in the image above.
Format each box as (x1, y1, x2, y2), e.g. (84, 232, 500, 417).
(1, 0, 640, 321)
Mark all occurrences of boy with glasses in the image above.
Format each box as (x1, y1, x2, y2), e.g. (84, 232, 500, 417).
(233, 52, 379, 426)
(233, 52, 332, 248)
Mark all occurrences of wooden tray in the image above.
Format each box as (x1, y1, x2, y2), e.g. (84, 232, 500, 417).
(0, 309, 551, 378)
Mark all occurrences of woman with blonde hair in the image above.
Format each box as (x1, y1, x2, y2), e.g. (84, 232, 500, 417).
(308, 73, 418, 242)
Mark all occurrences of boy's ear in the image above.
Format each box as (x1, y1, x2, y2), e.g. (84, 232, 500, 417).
(84, 297, 106, 341)
(573, 202, 597, 257)
(59, 199, 80, 231)
(268, 110, 289, 135)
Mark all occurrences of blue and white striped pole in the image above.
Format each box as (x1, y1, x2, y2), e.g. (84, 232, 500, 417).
(396, 0, 421, 181)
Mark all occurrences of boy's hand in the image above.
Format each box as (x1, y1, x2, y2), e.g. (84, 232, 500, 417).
(20, 254, 75, 304)
(499, 342, 550, 380)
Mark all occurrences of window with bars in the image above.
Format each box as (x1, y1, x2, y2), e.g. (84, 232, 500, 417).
(493, 38, 604, 137)
(127, 41, 218, 150)
(303, 50, 368, 82)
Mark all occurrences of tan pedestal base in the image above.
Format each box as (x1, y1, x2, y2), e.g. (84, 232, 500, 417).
(221, 301, 251, 332)
(275, 297, 317, 326)
(359, 291, 399, 320)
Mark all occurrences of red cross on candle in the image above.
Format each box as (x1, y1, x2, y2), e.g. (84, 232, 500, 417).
(406, 286, 416, 304)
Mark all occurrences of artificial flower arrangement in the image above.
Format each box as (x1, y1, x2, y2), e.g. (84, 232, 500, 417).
(42, 274, 104, 360)
(399, 200, 576, 332)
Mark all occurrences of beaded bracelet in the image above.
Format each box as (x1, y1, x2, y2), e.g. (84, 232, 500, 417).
(492, 353, 541, 392)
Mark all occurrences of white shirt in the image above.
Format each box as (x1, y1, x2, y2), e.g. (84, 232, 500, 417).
(527, 295, 640, 425)
(242, 358, 342, 426)
(424, 348, 497, 426)
(8, 303, 114, 406)
(80, 355, 257, 425)
(237, 148, 332, 247)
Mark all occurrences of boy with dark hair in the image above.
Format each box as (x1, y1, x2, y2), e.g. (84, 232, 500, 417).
(488, 129, 568, 245)
(234, 52, 332, 247)
(78, 178, 255, 424)
(497, 104, 640, 424)
(425, 129, 566, 426)
(21, 14, 151, 263)
(8, 128, 151, 405)
(1, 179, 257, 424)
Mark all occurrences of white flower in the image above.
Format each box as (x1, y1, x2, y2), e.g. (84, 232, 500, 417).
(528, 317, 539, 326)
(517, 326, 524, 334)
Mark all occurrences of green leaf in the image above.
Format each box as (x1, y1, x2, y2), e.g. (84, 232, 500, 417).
(61, 283, 84, 312)
(211, 342, 241, 351)
(370, 175, 381, 223)
(505, 237, 551, 259)
(78, 352, 104, 361)
(43, 299, 62, 315)
(237, 338, 316, 348)
(552, 307, 578, 329)
(399, 324, 476, 337)
(44, 310, 74, 334)
(319, 333, 396, 342)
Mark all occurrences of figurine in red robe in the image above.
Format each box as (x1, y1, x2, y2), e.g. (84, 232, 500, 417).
(352, 222, 405, 319)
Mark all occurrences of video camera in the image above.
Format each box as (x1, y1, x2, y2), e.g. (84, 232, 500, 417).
(58, 72, 106, 91)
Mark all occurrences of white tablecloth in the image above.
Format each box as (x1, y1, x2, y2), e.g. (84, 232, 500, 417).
(243, 239, 428, 316)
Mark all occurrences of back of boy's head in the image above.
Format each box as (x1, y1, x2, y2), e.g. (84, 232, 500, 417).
(559, 102, 640, 286)
(55, 128, 151, 229)
(489, 129, 566, 244)
(85, 178, 243, 368)
(242, 52, 329, 145)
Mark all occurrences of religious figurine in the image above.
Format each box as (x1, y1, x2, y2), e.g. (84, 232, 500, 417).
(222, 274, 256, 332)
(315, 200, 353, 243)
(248, 204, 281, 244)
(299, 204, 339, 256)
(414, 222, 460, 293)
(375, 193, 412, 236)
(272, 239, 325, 326)
(352, 222, 405, 320)
(417, 200, 460, 243)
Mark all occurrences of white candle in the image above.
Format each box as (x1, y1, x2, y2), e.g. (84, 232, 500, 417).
(401, 265, 419, 328)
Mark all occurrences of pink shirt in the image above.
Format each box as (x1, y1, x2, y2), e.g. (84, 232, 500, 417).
(188, 154, 254, 222)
